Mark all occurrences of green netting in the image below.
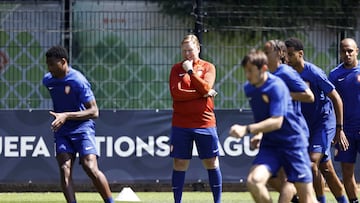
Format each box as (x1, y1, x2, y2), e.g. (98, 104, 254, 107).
(0, 1, 357, 110)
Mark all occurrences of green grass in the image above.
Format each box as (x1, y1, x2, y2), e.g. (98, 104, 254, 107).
(0, 191, 344, 203)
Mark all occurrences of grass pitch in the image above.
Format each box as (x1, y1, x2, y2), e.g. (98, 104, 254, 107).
(0, 191, 343, 203)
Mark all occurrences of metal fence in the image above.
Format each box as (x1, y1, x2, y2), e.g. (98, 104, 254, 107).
(0, 0, 359, 110)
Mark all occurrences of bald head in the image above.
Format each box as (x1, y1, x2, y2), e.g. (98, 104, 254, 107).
(340, 38, 359, 68)
(341, 38, 358, 49)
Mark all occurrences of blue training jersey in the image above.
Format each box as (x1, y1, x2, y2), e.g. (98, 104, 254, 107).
(244, 73, 308, 148)
(272, 63, 309, 136)
(300, 62, 335, 129)
(329, 63, 360, 130)
(42, 67, 96, 136)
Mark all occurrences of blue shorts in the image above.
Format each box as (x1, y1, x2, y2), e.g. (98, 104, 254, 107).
(308, 123, 335, 163)
(334, 129, 360, 163)
(55, 132, 99, 157)
(169, 126, 219, 160)
(253, 146, 312, 183)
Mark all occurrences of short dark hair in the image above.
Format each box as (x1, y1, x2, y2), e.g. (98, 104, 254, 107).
(241, 49, 268, 69)
(45, 45, 69, 62)
(285, 37, 304, 51)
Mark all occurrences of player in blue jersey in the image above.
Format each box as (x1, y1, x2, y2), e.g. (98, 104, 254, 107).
(329, 38, 360, 203)
(229, 50, 317, 203)
(43, 46, 114, 203)
(264, 39, 314, 117)
(262, 39, 314, 203)
(285, 37, 349, 203)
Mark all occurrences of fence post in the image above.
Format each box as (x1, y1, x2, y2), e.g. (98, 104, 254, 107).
(63, 0, 72, 62)
(194, 0, 203, 57)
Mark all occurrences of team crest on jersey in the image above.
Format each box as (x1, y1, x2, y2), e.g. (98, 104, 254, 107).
(64, 85, 71, 94)
(262, 94, 269, 103)
(197, 69, 203, 76)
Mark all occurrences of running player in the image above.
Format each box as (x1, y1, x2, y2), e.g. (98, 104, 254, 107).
(43, 45, 114, 203)
(285, 37, 349, 203)
(263, 39, 314, 203)
(229, 49, 317, 203)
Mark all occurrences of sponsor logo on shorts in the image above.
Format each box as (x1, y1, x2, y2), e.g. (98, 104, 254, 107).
(297, 173, 306, 179)
(85, 146, 93, 151)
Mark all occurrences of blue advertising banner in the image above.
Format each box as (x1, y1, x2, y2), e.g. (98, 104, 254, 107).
(0, 110, 349, 184)
(0, 110, 257, 184)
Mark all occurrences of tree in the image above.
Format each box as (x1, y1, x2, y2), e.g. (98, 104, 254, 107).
(150, 0, 360, 34)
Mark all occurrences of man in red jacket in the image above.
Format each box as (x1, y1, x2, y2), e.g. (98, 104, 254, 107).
(169, 34, 221, 203)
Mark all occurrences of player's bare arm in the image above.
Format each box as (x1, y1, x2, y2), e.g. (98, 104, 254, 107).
(327, 89, 349, 151)
(49, 99, 98, 132)
(290, 88, 314, 103)
(229, 116, 283, 138)
(248, 116, 283, 134)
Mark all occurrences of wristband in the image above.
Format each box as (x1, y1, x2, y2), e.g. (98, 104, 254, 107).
(246, 125, 251, 134)
(187, 69, 193, 75)
(336, 124, 343, 130)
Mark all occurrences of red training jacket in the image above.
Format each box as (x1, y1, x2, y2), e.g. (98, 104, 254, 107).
(169, 59, 216, 128)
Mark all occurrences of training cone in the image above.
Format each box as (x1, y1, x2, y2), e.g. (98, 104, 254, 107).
(115, 187, 141, 202)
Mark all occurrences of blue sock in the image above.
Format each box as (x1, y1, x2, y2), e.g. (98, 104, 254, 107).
(172, 170, 186, 203)
(336, 195, 348, 203)
(104, 197, 114, 203)
(207, 168, 222, 203)
(70, 201, 76, 203)
(317, 195, 326, 203)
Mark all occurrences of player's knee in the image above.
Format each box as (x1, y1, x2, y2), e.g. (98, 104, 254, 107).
(320, 166, 331, 176)
(83, 164, 100, 178)
(202, 157, 219, 169)
(82, 161, 96, 171)
(247, 173, 265, 189)
(246, 179, 261, 191)
(173, 159, 189, 170)
(59, 163, 72, 176)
